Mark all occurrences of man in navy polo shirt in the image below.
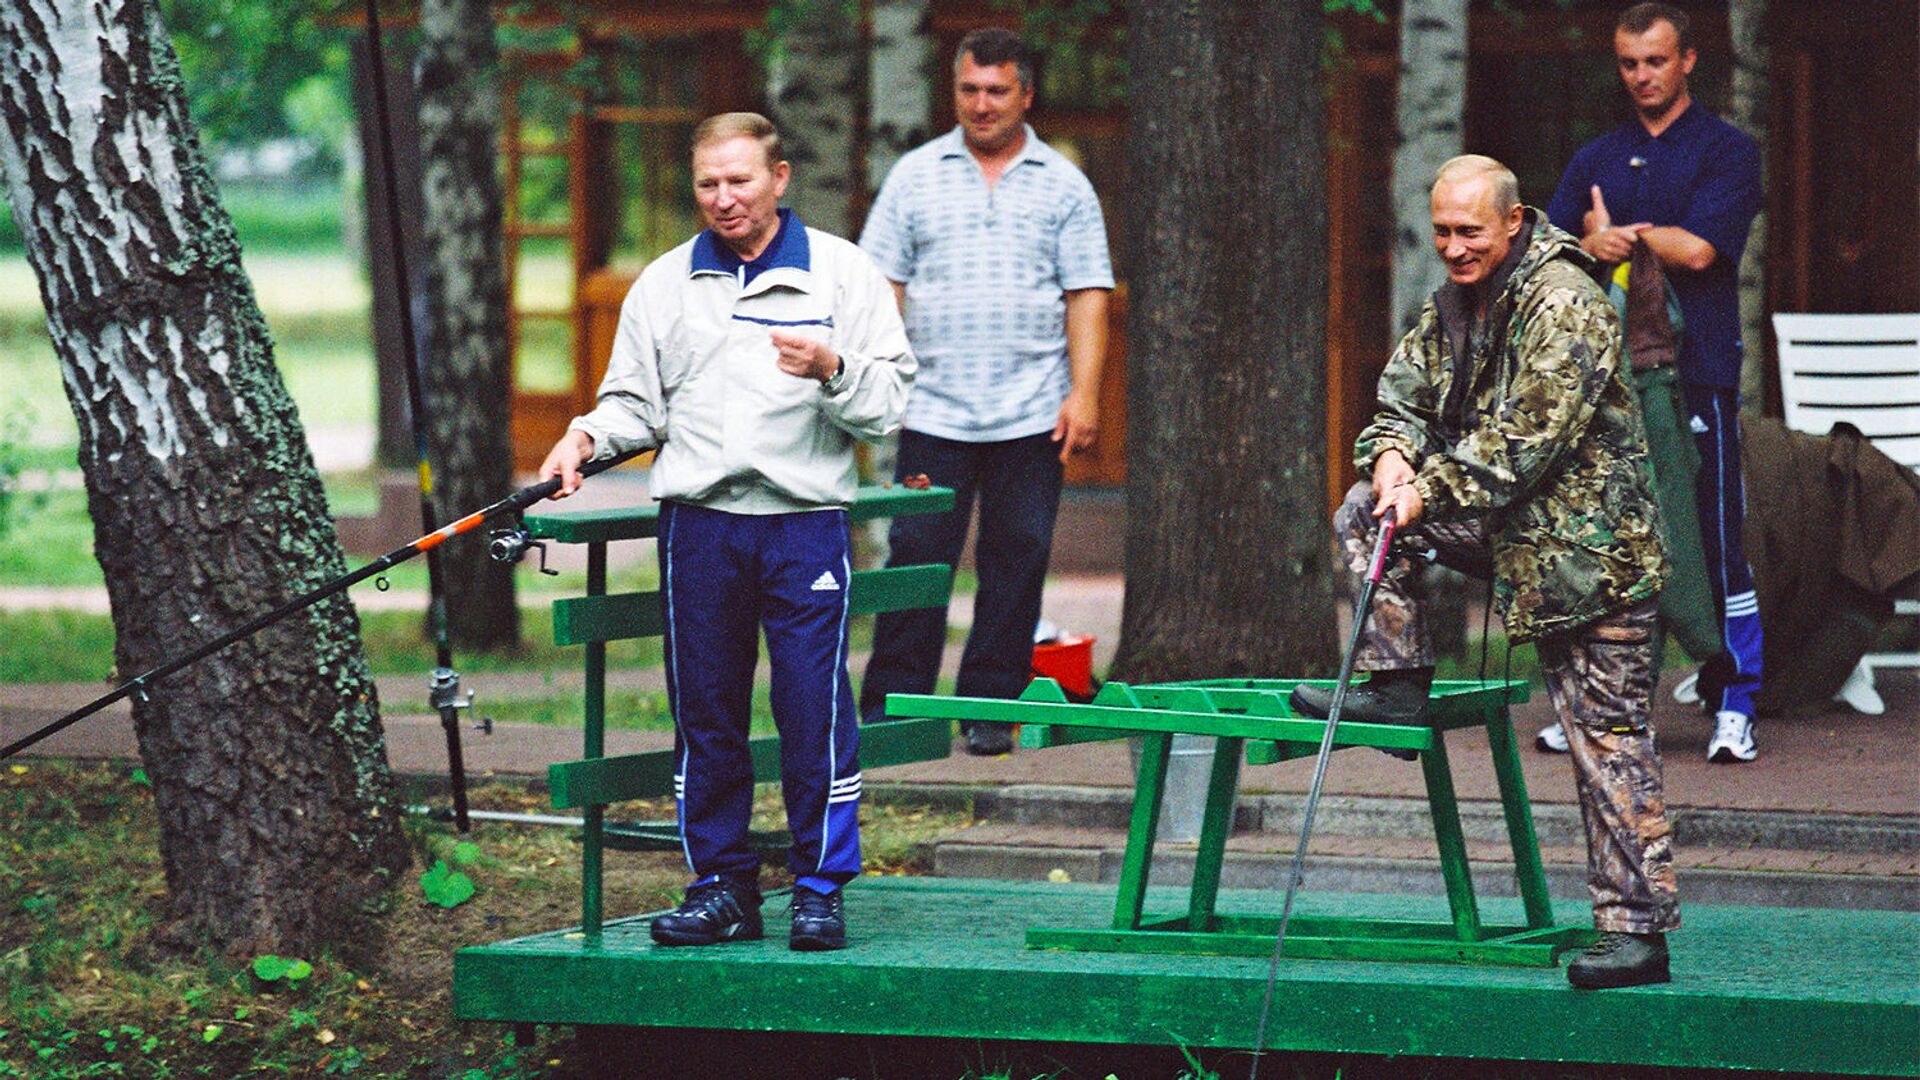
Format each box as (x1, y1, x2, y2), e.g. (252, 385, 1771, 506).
(1547, 2, 1764, 764)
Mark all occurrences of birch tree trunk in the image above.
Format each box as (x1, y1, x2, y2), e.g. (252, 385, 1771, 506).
(1390, 1, 1469, 656)
(1728, 0, 1770, 412)
(1113, 0, 1336, 682)
(859, 0, 932, 564)
(766, 0, 862, 236)
(0, 0, 409, 953)
(1390, 0, 1466, 338)
(866, 0, 932, 196)
(416, 0, 516, 647)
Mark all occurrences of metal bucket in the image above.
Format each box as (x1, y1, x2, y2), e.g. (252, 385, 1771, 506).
(1129, 733, 1237, 843)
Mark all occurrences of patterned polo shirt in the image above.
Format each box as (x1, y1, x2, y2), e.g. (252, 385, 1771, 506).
(860, 125, 1114, 442)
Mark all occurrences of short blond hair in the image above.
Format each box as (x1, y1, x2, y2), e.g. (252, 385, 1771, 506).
(1434, 154, 1520, 214)
(691, 112, 783, 170)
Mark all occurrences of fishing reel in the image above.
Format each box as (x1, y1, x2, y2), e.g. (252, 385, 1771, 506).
(488, 517, 558, 575)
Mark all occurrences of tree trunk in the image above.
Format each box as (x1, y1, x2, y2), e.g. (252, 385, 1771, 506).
(1728, 0, 1770, 413)
(0, 0, 410, 954)
(1390, 0, 1466, 338)
(766, 0, 862, 236)
(858, 0, 933, 565)
(866, 0, 932, 195)
(416, 0, 517, 648)
(1114, 1, 1336, 683)
(1391, 1, 1469, 658)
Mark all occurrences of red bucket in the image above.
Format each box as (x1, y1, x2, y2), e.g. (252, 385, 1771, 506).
(1031, 635, 1096, 700)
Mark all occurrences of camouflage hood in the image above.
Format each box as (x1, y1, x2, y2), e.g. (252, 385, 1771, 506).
(1356, 209, 1669, 641)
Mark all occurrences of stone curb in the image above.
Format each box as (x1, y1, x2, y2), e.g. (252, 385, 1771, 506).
(930, 842, 1920, 913)
(870, 782, 1920, 856)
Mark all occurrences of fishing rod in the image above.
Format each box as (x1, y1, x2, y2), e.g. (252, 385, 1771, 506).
(1248, 516, 1397, 1080)
(0, 454, 632, 764)
(360, 0, 473, 830)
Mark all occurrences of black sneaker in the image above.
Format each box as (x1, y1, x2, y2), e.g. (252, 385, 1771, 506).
(649, 879, 764, 947)
(1289, 671, 1432, 760)
(789, 884, 847, 951)
(963, 722, 1015, 756)
(1567, 931, 1670, 989)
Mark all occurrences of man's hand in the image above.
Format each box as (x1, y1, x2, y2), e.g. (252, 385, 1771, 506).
(1370, 449, 1424, 528)
(1052, 389, 1098, 463)
(537, 429, 596, 499)
(1580, 184, 1649, 263)
(770, 330, 841, 383)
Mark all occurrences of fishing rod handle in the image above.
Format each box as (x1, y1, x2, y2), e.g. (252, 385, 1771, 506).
(1366, 516, 1398, 584)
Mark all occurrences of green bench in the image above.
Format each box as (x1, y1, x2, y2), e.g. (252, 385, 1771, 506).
(887, 676, 1598, 967)
(525, 485, 958, 935)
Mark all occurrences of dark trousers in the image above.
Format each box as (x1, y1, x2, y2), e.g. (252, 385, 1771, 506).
(661, 503, 861, 893)
(859, 430, 1063, 726)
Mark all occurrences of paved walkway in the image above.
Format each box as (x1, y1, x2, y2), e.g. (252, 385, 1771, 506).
(4, 572, 1914, 818)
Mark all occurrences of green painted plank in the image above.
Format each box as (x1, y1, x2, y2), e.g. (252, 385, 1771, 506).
(526, 485, 957, 543)
(1419, 730, 1483, 943)
(883, 692, 1432, 751)
(553, 564, 952, 646)
(1113, 731, 1171, 931)
(549, 717, 951, 809)
(1024, 926, 1564, 967)
(451, 879, 1920, 1075)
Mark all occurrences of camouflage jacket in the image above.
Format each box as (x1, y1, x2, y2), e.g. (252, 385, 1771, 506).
(1355, 211, 1669, 641)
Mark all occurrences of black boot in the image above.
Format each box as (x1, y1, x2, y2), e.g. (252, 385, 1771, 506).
(650, 878, 764, 946)
(789, 884, 848, 951)
(1289, 669, 1432, 761)
(1567, 931, 1670, 989)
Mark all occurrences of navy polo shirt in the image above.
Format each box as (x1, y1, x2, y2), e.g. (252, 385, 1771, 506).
(1547, 103, 1762, 389)
(691, 207, 810, 286)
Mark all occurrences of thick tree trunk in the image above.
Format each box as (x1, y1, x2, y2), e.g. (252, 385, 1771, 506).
(1114, 1, 1336, 683)
(766, 0, 862, 236)
(1390, 0, 1466, 337)
(416, 0, 517, 648)
(1728, 0, 1769, 412)
(0, 0, 409, 953)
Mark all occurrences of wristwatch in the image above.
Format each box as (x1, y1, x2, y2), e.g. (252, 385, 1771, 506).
(821, 359, 847, 392)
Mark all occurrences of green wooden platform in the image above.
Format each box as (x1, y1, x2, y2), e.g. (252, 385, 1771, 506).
(453, 877, 1920, 1076)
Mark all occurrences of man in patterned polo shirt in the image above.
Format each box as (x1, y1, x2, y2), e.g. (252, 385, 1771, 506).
(857, 27, 1115, 755)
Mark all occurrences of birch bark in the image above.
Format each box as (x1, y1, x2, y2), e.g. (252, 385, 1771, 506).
(0, 0, 409, 952)
(416, 0, 516, 646)
(1389, 0, 1466, 338)
(766, 0, 862, 236)
(1728, 0, 1769, 411)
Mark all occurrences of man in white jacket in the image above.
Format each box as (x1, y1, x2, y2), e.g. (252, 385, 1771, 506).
(540, 112, 915, 952)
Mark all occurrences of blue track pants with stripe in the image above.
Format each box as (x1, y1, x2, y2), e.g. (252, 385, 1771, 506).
(1684, 383, 1764, 719)
(661, 502, 861, 894)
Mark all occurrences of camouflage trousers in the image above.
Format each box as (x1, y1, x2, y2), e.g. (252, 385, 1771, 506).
(1333, 482, 1681, 933)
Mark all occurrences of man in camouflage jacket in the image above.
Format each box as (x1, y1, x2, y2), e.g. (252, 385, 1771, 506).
(1293, 155, 1680, 990)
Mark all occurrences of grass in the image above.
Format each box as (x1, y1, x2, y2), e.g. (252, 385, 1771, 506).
(0, 760, 971, 1078)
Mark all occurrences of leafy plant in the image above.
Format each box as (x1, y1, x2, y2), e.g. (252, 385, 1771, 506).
(252, 954, 315, 986)
(419, 859, 475, 908)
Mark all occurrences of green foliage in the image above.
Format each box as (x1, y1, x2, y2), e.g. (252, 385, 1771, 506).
(418, 858, 476, 908)
(158, 0, 350, 153)
(252, 954, 316, 985)
(0, 408, 46, 542)
(746, 0, 859, 69)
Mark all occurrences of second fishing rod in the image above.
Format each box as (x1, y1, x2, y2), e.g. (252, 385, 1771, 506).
(0, 454, 634, 764)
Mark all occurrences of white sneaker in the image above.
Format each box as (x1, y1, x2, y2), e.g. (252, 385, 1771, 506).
(1706, 710, 1757, 763)
(1673, 671, 1701, 706)
(1535, 722, 1569, 753)
(1832, 661, 1886, 716)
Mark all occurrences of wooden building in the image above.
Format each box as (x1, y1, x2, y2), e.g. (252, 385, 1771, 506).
(362, 1, 1918, 507)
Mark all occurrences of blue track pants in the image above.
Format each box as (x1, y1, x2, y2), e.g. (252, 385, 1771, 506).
(660, 502, 861, 893)
(1684, 383, 1764, 719)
